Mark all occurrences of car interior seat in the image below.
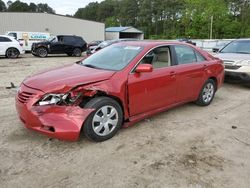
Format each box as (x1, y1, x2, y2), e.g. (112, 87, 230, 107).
(153, 48, 170, 68)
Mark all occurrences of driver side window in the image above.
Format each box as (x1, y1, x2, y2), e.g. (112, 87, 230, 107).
(140, 46, 171, 69)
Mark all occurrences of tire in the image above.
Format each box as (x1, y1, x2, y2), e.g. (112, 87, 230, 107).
(6, 48, 20, 58)
(36, 47, 48, 58)
(83, 97, 123, 142)
(73, 48, 82, 57)
(196, 79, 216, 106)
(67, 53, 73, 56)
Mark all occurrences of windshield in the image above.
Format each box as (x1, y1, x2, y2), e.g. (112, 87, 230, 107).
(80, 45, 143, 71)
(220, 40, 250, 54)
(47, 36, 57, 42)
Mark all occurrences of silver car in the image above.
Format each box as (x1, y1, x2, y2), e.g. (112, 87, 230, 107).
(214, 39, 250, 84)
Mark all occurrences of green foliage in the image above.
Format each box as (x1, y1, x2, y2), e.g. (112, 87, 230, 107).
(0, 0, 6, 11)
(8, 0, 30, 12)
(0, 0, 55, 14)
(74, 0, 250, 39)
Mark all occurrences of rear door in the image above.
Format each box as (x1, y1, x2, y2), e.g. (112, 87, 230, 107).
(173, 45, 207, 102)
(63, 36, 74, 54)
(128, 46, 178, 116)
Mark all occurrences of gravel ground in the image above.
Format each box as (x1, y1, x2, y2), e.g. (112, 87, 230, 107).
(0, 53, 250, 188)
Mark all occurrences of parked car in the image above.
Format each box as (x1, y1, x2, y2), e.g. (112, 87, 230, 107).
(87, 38, 139, 55)
(87, 40, 103, 51)
(212, 41, 231, 53)
(0, 35, 25, 58)
(178, 38, 196, 46)
(6, 31, 50, 51)
(16, 41, 224, 142)
(214, 39, 250, 84)
(31, 35, 87, 57)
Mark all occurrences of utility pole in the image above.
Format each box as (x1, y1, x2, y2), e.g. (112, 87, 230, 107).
(210, 15, 213, 39)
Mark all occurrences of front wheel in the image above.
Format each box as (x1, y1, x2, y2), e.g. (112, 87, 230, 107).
(196, 79, 216, 106)
(83, 97, 123, 142)
(6, 48, 19, 58)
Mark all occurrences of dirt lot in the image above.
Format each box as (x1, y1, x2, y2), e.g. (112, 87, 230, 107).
(0, 54, 250, 188)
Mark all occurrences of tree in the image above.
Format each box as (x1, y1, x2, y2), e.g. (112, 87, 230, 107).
(29, 2, 37, 12)
(37, 3, 55, 14)
(75, 2, 100, 21)
(8, 0, 30, 12)
(0, 0, 6, 11)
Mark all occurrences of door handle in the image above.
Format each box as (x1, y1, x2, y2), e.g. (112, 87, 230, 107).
(203, 64, 208, 70)
(170, 71, 176, 77)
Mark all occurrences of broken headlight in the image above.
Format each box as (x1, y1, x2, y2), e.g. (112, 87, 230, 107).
(37, 92, 82, 106)
(38, 94, 65, 106)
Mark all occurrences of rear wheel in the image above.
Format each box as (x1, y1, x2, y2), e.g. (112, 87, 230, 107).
(36, 47, 48, 58)
(83, 97, 123, 142)
(6, 48, 19, 58)
(196, 79, 216, 106)
(73, 48, 82, 57)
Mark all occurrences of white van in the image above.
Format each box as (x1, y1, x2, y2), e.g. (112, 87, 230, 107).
(5, 31, 50, 51)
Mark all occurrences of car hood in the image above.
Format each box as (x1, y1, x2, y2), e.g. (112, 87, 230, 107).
(33, 41, 50, 46)
(23, 63, 115, 92)
(215, 53, 250, 63)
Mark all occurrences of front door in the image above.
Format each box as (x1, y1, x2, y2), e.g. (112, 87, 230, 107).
(50, 36, 64, 54)
(128, 46, 177, 116)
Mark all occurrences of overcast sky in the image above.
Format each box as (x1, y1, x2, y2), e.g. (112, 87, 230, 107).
(3, 0, 104, 15)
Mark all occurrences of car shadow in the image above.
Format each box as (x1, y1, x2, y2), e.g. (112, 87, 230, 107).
(224, 78, 250, 88)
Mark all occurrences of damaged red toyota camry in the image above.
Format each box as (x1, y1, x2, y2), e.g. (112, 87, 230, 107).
(16, 41, 224, 142)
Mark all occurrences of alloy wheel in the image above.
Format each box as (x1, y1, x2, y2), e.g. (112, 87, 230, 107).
(202, 83, 214, 103)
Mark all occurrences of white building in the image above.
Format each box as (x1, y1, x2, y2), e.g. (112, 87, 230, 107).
(0, 12, 105, 42)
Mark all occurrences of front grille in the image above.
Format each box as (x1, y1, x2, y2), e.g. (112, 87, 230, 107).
(17, 91, 35, 103)
(225, 65, 241, 70)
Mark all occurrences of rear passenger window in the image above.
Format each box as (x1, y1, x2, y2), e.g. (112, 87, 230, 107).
(0, 37, 12, 42)
(8, 33, 17, 39)
(63, 36, 74, 44)
(140, 46, 172, 69)
(174, 45, 197, 65)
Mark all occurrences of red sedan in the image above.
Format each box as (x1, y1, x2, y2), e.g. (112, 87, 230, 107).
(16, 41, 224, 142)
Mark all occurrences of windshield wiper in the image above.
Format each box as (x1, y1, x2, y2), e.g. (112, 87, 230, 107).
(83, 64, 100, 69)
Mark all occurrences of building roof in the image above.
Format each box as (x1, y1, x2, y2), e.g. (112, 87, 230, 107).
(105, 27, 130, 32)
(105, 27, 143, 33)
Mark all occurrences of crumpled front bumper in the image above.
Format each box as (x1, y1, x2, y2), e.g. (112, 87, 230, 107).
(15, 84, 94, 141)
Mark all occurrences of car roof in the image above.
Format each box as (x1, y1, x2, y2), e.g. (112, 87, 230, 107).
(0, 35, 14, 39)
(0, 35, 12, 38)
(57, 35, 82, 38)
(113, 40, 194, 47)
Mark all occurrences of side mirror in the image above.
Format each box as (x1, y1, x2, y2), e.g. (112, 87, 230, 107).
(212, 48, 219, 53)
(135, 64, 153, 73)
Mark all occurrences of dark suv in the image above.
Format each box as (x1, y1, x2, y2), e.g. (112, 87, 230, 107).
(32, 35, 87, 57)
